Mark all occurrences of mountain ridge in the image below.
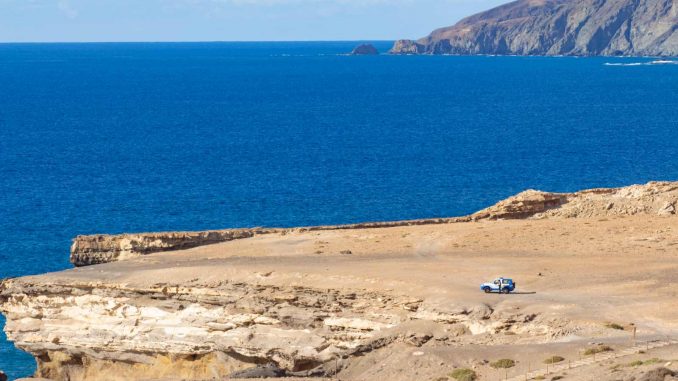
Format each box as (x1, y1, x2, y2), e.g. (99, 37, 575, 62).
(390, 0, 678, 56)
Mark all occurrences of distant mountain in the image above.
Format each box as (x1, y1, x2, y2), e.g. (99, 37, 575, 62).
(390, 0, 678, 56)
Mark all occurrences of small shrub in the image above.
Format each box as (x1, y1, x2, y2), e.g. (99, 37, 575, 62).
(544, 356, 565, 364)
(643, 358, 664, 365)
(490, 359, 516, 369)
(433, 377, 449, 381)
(605, 323, 625, 330)
(449, 368, 476, 381)
(584, 345, 613, 356)
(624, 358, 665, 367)
(551, 376, 564, 381)
(533, 376, 546, 380)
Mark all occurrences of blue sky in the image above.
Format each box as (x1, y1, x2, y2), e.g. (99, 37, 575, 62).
(1, 0, 508, 42)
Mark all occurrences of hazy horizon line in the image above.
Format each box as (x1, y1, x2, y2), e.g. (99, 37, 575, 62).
(0, 39, 399, 45)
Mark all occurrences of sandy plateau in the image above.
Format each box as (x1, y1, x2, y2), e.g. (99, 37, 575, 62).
(1, 182, 677, 381)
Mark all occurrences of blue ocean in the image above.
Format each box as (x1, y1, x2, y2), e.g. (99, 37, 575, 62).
(1, 41, 677, 378)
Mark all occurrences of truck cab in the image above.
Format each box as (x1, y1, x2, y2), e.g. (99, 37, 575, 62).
(480, 277, 516, 294)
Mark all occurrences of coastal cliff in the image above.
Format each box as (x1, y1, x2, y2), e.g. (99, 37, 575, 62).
(2, 181, 677, 380)
(70, 181, 678, 267)
(0, 277, 418, 380)
(390, 0, 678, 56)
(70, 229, 280, 266)
(2, 276, 523, 381)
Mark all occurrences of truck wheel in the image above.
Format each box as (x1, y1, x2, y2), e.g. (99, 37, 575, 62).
(483, 287, 491, 293)
(502, 288, 510, 294)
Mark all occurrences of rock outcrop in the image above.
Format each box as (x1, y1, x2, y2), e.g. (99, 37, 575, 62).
(70, 228, 280, 266)
(0, 276, 553, 381)
(637, 367, 677, 381)
(350, 43, 379, 55)
(70, 181, 678, 266)
(390, 0, 678, 56)
(475, 181, 678, 220)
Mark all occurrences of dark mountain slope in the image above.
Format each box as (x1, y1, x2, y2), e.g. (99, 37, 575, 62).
(391, 0, 678, 56)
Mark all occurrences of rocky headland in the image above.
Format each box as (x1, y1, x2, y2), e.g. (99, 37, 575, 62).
(390, 0, 678, 56)
(2, 181, 678, 381)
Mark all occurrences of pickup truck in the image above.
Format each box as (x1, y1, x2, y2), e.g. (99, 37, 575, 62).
(480, 277, 516, 294)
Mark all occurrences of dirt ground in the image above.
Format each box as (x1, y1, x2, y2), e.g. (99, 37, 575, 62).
(119, 215, 678, 331)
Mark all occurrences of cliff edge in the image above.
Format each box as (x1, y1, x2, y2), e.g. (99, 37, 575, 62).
(70, 181, 678, 266)
(390, 0, 678, 56)
(1, 181, 677, 381)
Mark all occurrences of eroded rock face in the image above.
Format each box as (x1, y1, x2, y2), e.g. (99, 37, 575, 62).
(0, 278, 406, 380)
(0, 278, 563, 381)
(69, 228, 280, 267)
(473, 181, 678, 220)
(390, 0, 678, 56)
(390, 39, 422, 54)
(472, 190, 568, 220)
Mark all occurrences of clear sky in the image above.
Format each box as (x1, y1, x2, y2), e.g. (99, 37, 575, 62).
(1, 0, 509, 42)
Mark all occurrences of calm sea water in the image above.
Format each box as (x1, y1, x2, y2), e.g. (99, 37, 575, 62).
(1, 41, 677, 378)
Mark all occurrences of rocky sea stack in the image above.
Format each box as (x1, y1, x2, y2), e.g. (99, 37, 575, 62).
(390, 0, 678, 56)
(350, 43, 379, 55)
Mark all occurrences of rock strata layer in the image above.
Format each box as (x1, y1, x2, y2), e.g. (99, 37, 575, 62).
(0, 276, 556, 381)
(390, 0, 678, 56)
(70, 228, 279, 266)
(70, 181, 678, 266)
